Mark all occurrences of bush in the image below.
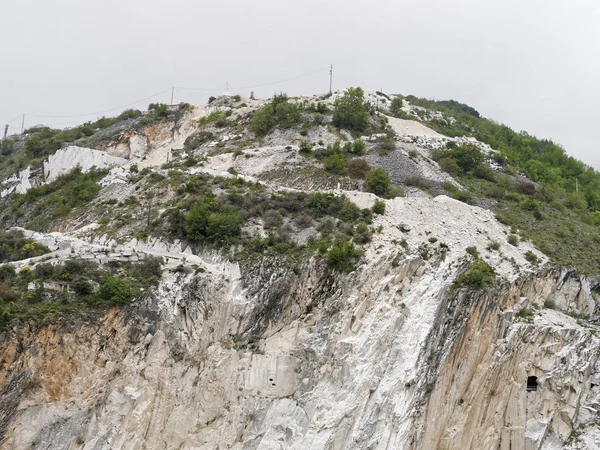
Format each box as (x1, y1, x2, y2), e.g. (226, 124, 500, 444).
(352, 139, 366, 155)
(324, 154, 348, 175)
(487, 241, 501, 251)
(442, 144, 484, 173)
(0, 265, 16, 282)
(521, 198, 540, 211)
(299, 140, 313, 155)
(0, 230, 51, 263)
(364, 168, 391, 196)
(252, 93, 300, 136)
(454, 260, 495, 289)
(0, 282, 19, 302)
(376, 136, 396, 153)
(465, 246, 479, 258)
(184, 131, 215, 149)
(353, 224, 372, 244)
(185, 203, 243, 245)
(516, 307, 534, 320)
(332, 87, 371, 132)
(348, 159, 371, 179)
(338, 203, 362, 222)
(96, 276, 135, 305)
(148, 103, 169, 118)
(326, 238, 363, 272)
(263, 210, 284, 228)
(524, 250, 539, 264)
(508, 234, 519, 246)
(372, 200, 386, 215)
(438, 156, 461, 176)
(390, 97, 404, 117)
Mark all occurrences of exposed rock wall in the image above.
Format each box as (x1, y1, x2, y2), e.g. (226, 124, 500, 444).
(44, 146, 127, 182)
(0, 245, 598, 449)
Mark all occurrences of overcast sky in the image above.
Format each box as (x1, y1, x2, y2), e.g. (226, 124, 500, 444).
(2, 0, 599, 168)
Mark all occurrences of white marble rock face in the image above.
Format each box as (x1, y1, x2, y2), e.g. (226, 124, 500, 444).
(0, 95, 599, 450)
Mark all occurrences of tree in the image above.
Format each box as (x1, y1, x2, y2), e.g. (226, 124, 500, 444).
(364, 168, 391, 196)
(332, 87, 371, 132)
(389, 97, 404, 117)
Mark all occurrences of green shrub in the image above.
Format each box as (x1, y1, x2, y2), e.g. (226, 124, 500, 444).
(148, 103, 170, 118)
(332, 87, 371, 132)
(0, 265, 16, 282)
(372, 200, 386, 215)
(184, 131, 215, 149)
(252, 93, 300, 136)
(516, 307, 534, 320)
(508, 234, 519, 246)
(8, 167, 105, 230)
(96, 276, 135, 305)
(521, 198, 540, 211)
(338, 203, 362, 222)
(376, 136, 396, 153)
(352, 139, 366, 155)
(524, 250, 539, 264)
(353, 224, 372, 244)
(0, 230, 50, 263)
(299, 140, 313, 155)
(465, 246, 479, 258)
(364, 168, 391, 196)
(185, 203, 243, 245)
(454, 260, 495, 289)
(487, 241, 501, 251)
(326, 238, 363, 272)
(324, 153, 348, 175)
(441, 144, 484, 174)
(263, 210, 284, 228)
(390, 97, 404, 117)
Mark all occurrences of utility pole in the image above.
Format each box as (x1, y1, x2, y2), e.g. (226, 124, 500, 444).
(20, 114, 25, 134)
(576, 177, 579, 193)
(170, 86, 175, 106)
(3, 124, 8, 140)
(329, 64, 333, 94)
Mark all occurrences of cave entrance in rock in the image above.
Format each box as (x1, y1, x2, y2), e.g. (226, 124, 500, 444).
(527, 376, 538, 392)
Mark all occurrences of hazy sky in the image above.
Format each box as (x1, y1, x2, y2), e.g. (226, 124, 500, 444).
(2, 0, 599, 167)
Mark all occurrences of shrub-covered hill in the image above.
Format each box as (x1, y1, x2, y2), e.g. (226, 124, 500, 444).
(388, 94, 600, 275)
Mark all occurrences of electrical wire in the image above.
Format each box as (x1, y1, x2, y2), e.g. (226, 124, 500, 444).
(229, 66, 329, 90)
(4, 65, 332, 129)
(24, 88, 172, 119)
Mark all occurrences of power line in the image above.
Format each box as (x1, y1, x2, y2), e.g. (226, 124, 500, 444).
(7, 114, 23, 124)
(24, 88, 172, 119)
(229, 66, 330, 91)
(4, 65, 334, 133)
(175, 84, 226, 92)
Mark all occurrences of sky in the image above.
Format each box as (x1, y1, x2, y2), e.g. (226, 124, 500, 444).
(2, 0, 599, 168)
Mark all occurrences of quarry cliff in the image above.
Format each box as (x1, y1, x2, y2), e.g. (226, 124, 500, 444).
(0, 89, 599, 449)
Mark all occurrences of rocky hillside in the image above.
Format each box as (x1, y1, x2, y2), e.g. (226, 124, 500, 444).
(0, 89, 599, 449)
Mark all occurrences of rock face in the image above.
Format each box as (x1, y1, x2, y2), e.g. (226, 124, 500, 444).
(2, 94, 600, 449)
(0, 234, 599, 449)
(44, 146, 127, 182)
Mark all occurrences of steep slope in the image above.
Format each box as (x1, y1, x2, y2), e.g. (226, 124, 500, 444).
(0, 90, 599, 450)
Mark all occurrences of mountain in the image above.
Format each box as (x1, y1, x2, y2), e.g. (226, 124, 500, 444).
(0, 88, 598, 449)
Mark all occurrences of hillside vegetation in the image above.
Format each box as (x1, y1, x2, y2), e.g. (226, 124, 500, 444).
(396, 95, 600, 275)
